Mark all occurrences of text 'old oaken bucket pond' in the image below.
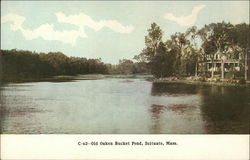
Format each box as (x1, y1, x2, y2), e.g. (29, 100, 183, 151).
(0, 78, 249, 134)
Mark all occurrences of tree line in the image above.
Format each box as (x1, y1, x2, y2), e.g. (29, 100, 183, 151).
(106, 59, 150, 75)
(0, 49, 150, 82)
(0, 49, 108, 82)
(135, 22, 249, 80)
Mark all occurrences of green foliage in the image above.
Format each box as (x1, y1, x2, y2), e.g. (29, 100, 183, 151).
(0, 49, 108, 82)
(135, 22, 249, 79)
(138, 23, 198, 77)
(180, 47, 198, 76)
(238, 78, 246, 84)
(234, 23, 249, 50)
(150, 42, 171, 77)
(117, 59, 135, 74)
(108, 59, 150, 74)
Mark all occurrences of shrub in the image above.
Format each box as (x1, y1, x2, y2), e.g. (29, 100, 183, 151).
(238, 78, 246, 84)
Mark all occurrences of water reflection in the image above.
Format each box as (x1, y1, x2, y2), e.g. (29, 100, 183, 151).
(0, 79, 249, 134)
(199, 86, 250, 133)
(151, 82, 198, 96)
(150, 82, 250, 134)
(150, 104, 164, 133)
(150, 104, 201, 133)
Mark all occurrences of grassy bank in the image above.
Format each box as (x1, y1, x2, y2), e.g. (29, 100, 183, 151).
(152, 78, 250, 87)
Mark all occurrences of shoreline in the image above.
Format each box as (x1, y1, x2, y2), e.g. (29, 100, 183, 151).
(1, 74, 249, 87)
(0, 74, 154, 84)
(151, 76, 250, 87)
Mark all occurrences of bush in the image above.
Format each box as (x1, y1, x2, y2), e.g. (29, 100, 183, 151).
(235, 71, 244, 78)
(215, 78, 220, 82)
(198, 77, 206, 82)
(238, 78, 246, 84)
(225, 72, 235, 79)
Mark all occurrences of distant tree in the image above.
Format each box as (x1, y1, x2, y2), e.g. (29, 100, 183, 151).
(0, 49, 108, 82)
(42, 52, 69, 74)
(117, 59, 135, 74)
(133, 61, 150, 74)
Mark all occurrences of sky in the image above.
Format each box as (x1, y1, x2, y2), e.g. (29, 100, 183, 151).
(1, 1, 249, 64)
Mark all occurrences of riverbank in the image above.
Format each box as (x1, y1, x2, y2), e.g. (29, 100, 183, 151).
(152, 76, 250, 87)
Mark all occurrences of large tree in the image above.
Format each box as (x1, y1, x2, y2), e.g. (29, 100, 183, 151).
(202, 39, 217, 78)
(138, 23, 165, 77)
(199, 22, 235, 78)
(211, 22, 235, 79)
(234, 23, 250, 80)
(151, 42, 176, 77)
(169, 32, 190, 75)
(185, 26, 201, 76)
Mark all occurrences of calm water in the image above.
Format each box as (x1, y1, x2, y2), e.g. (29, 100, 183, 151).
(0, 78, 249, 134)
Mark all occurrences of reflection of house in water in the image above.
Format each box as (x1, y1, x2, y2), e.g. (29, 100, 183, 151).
(203, 52, 241, 73)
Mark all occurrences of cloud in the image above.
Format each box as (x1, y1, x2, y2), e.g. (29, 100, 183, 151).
(1, 14, 25, 31)
(1, 12, 134, 46)
(56, 12, 134, 34)
(164, 5, 206, 26)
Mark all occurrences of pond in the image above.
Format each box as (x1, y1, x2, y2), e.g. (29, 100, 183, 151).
(0, 78, 249, 134)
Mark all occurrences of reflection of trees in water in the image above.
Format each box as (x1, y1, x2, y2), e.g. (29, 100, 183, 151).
(150, 104, 200, 133)
(150, 82, 250, 134)
(199, 86, 250, 133)
(150, 82, 200, 133)
(0, 87, 48, 133)
(150, 104, 164, 133)
(151, 82, 198, 96)
(0, 88, 7, 133)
